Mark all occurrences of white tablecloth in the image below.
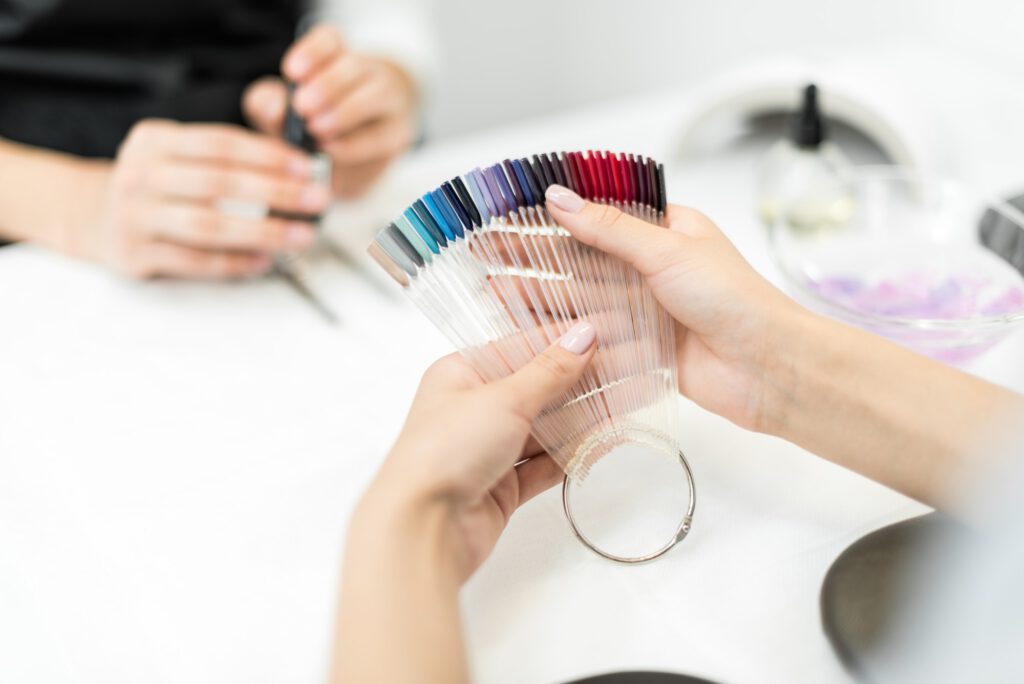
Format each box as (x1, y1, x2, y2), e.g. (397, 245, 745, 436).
(2, 91, 1021, 684)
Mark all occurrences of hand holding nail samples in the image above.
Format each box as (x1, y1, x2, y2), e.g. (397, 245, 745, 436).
(366, 325, 595, 581)
(546, 185, 802, 433)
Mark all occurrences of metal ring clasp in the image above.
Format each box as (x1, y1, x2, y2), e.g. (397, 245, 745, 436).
(561, 448, 696, 564)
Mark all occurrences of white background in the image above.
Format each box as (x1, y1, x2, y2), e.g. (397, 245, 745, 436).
(425, 0, 1024, 138)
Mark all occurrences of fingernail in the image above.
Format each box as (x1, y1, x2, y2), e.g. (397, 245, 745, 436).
(546, 185, 585, 213)
(286, 54, 310, 79)
(286, 224, 317, 248)
(253, 255, 274, 272)
(261, 92, 282, 121)
(300, 185, 330, 211)
(559, 322, 596, 355)
(293, 86, 318, 113)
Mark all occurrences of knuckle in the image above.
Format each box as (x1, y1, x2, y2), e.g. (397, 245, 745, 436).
(205, 170, 232, 197)
(127, 119, 171, 146)
(261, 220, 289, 247)
(273, 181, 304, 208)
(143, 163, 172, 191)
(205, 131, 235, 159)
(532, 349, 575, 380)
(126, 120, 154, 144)
(505, 394, 541, 426)
(187, 210, 221, 238)
(592, 203, 626, 228)
(270, 148, 294, 172)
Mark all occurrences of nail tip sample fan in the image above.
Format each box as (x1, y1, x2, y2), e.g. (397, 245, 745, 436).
(369, 151, 695, 563)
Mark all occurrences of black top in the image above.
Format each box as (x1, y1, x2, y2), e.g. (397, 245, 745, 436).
(0, 0, 303, 158)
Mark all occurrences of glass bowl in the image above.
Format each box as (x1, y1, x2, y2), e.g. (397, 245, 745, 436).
(768, 166, 1024, 364)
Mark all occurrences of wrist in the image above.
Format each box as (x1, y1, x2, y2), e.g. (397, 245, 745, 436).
(59, 159, 109, 257)
(350, 473, 462, 577)
(0, 140, 108, 249)
(753, 303, 830, 437)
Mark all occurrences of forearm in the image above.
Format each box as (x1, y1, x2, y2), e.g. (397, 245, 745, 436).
(762, 309, 1024, 509)
(0, 138, 107, 251)
(333, 485, 468, 684)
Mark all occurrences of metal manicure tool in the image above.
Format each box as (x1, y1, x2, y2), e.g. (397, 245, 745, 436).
(273, 80, 342, 325)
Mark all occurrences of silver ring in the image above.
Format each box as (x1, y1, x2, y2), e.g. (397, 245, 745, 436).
(561, 448, 696, 564)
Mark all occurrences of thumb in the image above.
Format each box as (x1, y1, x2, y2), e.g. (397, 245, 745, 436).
(494, 322, 597, 420)
(242, 77, 288, 136)
(545, 184, 675, 274)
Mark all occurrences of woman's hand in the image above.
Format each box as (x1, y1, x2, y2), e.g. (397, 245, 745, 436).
(335, 326, 595, 684)
(68, 119, 327, 279)
(360, 322, 596, 580)
(546, 185, 802, 433)
(544, 184, 1024, 511)
(243, 24, 419, 199)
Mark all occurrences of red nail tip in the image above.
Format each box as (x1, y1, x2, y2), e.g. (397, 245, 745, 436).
(608, 153, 621, 204)
(584, 151, 601, 201)
(622, 154, 630, 205)
(597, 152, 612, 203)
(570, 152, 591, 201)
(582, 151, 594, 200)
(591, 151, 605, 201)
(619, 153, 629, 204)
(637, 155, 648, 207)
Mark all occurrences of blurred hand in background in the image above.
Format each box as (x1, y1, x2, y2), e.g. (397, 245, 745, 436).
(243, 24, 419, 199)
(65, 120, 328, 279)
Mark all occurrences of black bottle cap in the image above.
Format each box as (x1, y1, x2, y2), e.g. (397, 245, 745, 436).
(790, 84, 827, 149)
(284, 83, 318, 153)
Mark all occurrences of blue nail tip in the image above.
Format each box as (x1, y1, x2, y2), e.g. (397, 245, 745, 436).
(372, 151, 666, 281)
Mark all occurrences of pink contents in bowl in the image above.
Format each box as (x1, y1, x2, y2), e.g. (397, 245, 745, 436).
(809, 272, 1024, 321)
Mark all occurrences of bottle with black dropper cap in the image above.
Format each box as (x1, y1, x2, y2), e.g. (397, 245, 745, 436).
(759, 83, 853, 232)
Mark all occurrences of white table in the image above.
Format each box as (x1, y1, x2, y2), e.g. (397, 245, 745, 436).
(2, 91, 1022, 684)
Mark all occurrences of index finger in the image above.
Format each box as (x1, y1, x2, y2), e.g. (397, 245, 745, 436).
(167, 124, 313, 179)
(283, 24, 345, 82)
(546, 186, 680, 278)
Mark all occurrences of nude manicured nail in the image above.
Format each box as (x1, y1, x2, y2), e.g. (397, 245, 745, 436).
(545, 185, 585, 213)
(559, 322, 596, 354)
(300, 185, 330, 211)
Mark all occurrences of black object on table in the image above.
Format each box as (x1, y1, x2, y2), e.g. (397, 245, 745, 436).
(979, 193, 1024, 277)
(820, 512, 968, 680)
(565, 672, 719, 684)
